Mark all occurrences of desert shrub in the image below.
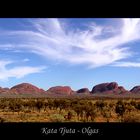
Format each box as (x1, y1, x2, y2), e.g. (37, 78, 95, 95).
(19, 113, 28, 121)
(50, 114, 65, 122)
(47, 99, 54, 110)
(53, 100, 61, 110)
(0, 99, 8, 110)
(73, 101, 97, 122)
(73, 104, 82, 121)
(95, 100, 107, 111)
(8, 101, 22, 114)
(95, 100, 108, 118)
(0, 98, 139, 122)
(125, 103, 135, 113)
(116, 100, 125, 105)
(115, 100, 126, 121)
(43, 101, 49, 111)
(84, 106, 97, 122)
(73, 102, 89, 121)
(108, 102, 115, 113)
(63, 99, 71, 109)
(134, 102, 140, 110)
(101, 108, 112, 122)
(0, 104, 6, 110)
(0, 117, 6, 123)
(71, 100, 79, 107)
(35, 100, 44, 112)
(26, 100, 36, 110)
(123, 114, 140, 122)
(90, 109, 97, 121)
(130, 100, 136, 107)
(109, 103, 114, 108)
(64, 111, 73, 121)
(57, 99, 71, 111)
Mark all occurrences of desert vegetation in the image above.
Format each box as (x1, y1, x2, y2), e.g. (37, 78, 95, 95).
(0, 98, 140, 122)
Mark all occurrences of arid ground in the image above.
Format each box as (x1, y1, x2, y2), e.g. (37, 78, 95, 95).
(0, 97, 140, 122)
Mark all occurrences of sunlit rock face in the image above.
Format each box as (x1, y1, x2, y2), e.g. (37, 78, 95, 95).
(10, 83, 46, 94)
(47, 86, 74, 95)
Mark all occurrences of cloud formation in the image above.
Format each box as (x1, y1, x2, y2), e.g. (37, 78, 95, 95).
(112, 62, 140, 67)
(0, 60, 45, 80)
(1, 18, 140, 68)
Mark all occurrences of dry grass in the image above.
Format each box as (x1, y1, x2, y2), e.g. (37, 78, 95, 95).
(0, 98, 140, 122)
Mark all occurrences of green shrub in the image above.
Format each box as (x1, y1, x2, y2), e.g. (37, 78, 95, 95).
(50, 114, 65, 122)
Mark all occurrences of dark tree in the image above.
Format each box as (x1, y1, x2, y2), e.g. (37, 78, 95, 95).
(115, 101, 126, 121)
(64, 111, 73, 121)
(35, 101, 44, 112)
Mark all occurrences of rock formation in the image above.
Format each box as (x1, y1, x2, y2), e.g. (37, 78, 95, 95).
(10, 83, 46, 94)
(47, 86, 74, 95)
(77, 88, 90, 94)
(91, 82, 128, 94)
(130, 86, 140, 93)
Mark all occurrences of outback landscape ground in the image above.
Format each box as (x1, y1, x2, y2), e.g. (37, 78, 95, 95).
(0, 82, 140, 122)
(0, 97, 140, 122)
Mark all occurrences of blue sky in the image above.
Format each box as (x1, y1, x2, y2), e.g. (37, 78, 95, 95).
(0, 18, 140, 91)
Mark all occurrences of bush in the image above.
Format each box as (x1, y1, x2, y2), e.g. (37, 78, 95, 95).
(135, 102, 140, 110)
(35, 101, 44, 112)
(115, 104, 125, 117)
(64, 111, 73, 121)
(0, 117, 6, 123)
(50, 114, 65, 122)
(123, 114, 140, 122)
(95, 100, 107, 111)
(115, 101, 126, 122)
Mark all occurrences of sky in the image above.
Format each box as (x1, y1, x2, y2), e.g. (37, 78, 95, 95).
(0, 18, 140, 91)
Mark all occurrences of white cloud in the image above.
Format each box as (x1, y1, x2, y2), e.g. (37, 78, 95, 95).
(0, 60, 45, 80)
(112, 62, 140, 67)
(1, 18, 140, 68)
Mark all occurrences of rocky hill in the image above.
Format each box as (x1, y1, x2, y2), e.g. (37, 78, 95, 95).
(10, 83, 46, 94)
(47, 86, 75, 95)
(91, 82, 128, 94)
(0, 82, 140, 96)
(130, 86, 140, 94)
(76, 88, 90, 95)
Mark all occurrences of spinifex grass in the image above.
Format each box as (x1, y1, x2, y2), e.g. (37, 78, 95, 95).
(0, 98, 140, 122)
